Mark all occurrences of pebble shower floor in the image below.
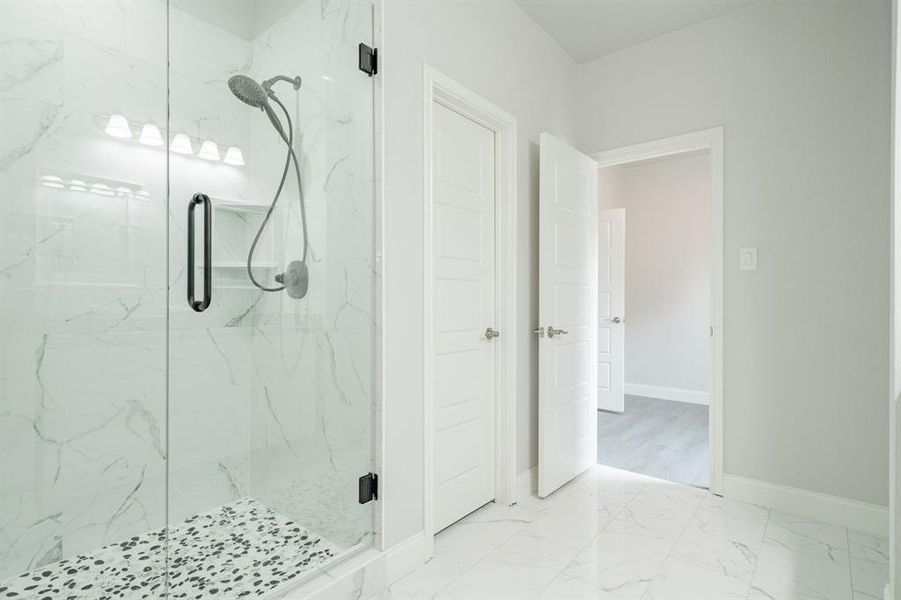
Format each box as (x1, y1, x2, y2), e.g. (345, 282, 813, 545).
(0, 498, 338, 599)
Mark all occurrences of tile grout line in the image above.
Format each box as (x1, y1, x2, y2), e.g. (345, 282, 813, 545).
(529, 479, 651, 599)
(638, 487, 709, 597)
(745, 505, 774, 599)
(416, 502, 536, 599)
(846, 527, 856, 598)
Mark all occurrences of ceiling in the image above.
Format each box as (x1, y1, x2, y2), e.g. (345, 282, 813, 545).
(170, 0, 300, 41)
(515, 0, 759, 63)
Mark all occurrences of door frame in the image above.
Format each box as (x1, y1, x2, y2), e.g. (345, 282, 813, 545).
(890, 0, 899, 595)
(592, 127, 725, 495)
(422, 66, 519, 557)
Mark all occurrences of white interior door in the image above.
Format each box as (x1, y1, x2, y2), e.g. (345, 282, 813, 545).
(598, 208, 625, 412)
(431, 102, 496, 532)
(538, 132, 598, 498)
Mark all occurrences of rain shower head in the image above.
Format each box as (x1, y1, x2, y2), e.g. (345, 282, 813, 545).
(228, 75, 269, 109)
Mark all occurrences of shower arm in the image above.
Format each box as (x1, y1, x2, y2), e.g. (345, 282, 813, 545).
(263, 75, 302, 95)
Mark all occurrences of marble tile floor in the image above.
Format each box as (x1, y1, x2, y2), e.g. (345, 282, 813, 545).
(0, 498, 340, 600)
(377, 465, 888, 600)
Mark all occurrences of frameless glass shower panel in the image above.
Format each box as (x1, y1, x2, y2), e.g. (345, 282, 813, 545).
(245, 0, 378, 552)
(0, 0, 168, 596)
(166, 0, 376, 596)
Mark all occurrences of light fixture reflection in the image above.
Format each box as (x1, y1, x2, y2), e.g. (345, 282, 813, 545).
(198, 141, 220, 161)
(105, 114, 132, 138)
(90, 183, 115, 197)
(170, 133, 193, 155)
(139, 123, 164, 146)
(223, 146, 245, 166)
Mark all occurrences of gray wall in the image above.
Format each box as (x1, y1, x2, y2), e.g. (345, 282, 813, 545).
(578, 0, 892, 505)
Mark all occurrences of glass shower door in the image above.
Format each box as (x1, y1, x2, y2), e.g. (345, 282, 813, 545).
(0, 0, 169, 596)
(166, 0, 377, 596)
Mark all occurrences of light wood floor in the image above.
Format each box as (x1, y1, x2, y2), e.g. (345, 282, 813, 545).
(597, 395, 709, 488)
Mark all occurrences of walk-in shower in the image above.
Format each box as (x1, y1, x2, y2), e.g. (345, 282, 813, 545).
(0, 1, 378, 598)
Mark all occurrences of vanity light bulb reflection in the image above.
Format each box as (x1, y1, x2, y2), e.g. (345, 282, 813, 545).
(105, 114, 132, 138)
(170, 133, 193, 155)
(139, 123, 164, 146)
(223, 146, 245, 166)
(198, 141, 220, 161)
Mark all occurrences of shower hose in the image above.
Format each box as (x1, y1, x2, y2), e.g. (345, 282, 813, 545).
(246, 95, 309, 292)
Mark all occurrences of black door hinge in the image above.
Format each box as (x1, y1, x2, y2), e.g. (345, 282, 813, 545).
(359, 43, 377, 76)
(359, 472, 378, 504)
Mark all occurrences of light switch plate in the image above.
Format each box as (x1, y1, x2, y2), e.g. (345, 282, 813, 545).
(740, 248, 758, 271)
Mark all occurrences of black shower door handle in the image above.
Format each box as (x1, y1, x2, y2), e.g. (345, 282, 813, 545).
(187, 193, 212, 312)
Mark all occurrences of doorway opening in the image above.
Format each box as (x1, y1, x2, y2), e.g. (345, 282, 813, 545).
(592, 129, 724, 492)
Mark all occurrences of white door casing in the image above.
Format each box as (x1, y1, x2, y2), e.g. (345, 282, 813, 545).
(431, 102, 496, 532)
(598, 208, 625, 413)
(538, 132, 599, 498)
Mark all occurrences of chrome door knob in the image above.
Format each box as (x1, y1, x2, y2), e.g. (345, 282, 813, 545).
(610, 316, 622, 324)
(547, 326, 568, 338)
(485, 327, 500, 340)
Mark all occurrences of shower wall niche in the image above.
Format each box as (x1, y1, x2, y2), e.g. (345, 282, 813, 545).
(0, 1, 378, 597)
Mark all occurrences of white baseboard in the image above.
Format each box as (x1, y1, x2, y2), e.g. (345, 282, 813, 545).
(384, 532, 426, 586)
(516, 466, 537, 501)
(723, 474, 889, 536)
(625, 383, 710, 405)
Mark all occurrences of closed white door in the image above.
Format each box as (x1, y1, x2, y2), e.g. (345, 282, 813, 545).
(431, 102, 496, 532)
(598, 208, 625, 412)
(537, 132, 598, 497)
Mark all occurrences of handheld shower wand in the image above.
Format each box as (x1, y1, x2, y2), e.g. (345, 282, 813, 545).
(227, 74, 308, 299)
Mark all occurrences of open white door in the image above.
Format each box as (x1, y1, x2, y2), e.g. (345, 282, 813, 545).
(598, 209, 625, 413)
(538, 132, 599, 498)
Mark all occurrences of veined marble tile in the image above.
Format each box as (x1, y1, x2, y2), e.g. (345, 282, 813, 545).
(749, 541, 852, 600)
(538, 530, 674, 599)
(643, 499, 767, 599)
(681, 499, 769, 548)
(385, 514, 526, 600)
(519, 492, 621, 552)
(849, 531, 890, 564)
(433, 549, 568, 600)
(169, 5, 251, 84)
(764, 510, 850, 561)
(646, 535, 756, 599)
(605, 482, 704, 541)
(849, 531, 889, 599)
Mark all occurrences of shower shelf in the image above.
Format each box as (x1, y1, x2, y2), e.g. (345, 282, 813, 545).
(195, 261, 278, 269)
(213, 199, 270, 214)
